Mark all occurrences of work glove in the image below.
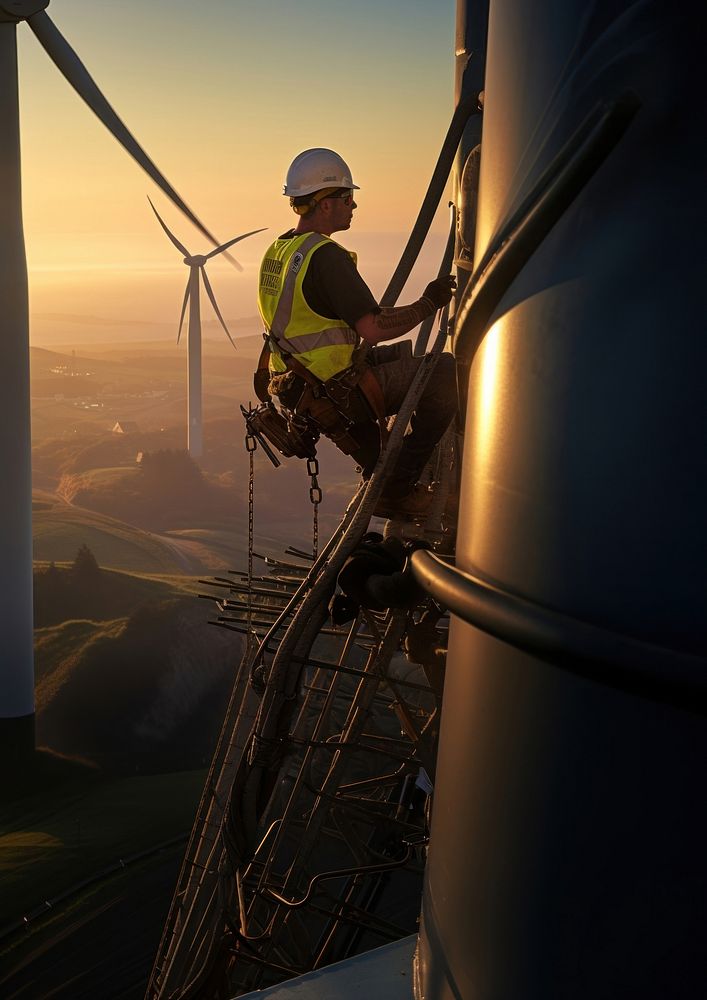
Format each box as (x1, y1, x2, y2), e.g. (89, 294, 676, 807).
(422, 274, 456, 309)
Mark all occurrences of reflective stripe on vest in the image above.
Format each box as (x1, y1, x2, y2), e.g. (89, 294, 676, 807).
(257, 232, 359, 382)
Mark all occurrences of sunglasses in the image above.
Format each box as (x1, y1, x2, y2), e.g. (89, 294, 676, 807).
(328, 189, 355, 206)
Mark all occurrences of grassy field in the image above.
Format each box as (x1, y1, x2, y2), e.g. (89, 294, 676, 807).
(32, 492, 189, 573)
(0, 765, 206, 929)
(34, 618, 127, 711)
(59, 465, 140, 499)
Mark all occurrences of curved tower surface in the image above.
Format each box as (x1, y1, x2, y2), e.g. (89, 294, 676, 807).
(417, 2, 706, 997)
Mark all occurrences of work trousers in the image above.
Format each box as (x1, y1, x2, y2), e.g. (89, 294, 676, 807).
(354, 341, 458, 494)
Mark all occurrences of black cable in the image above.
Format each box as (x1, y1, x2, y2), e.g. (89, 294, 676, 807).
(380, 92, 480, 307)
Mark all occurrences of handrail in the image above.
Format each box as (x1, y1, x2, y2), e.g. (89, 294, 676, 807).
(411, 549, 707, 713)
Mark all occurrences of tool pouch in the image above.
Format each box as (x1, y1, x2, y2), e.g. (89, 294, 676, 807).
(247, 402, 317, 459)
(301, 390, 367, 456)
(268, 370, 308, 411)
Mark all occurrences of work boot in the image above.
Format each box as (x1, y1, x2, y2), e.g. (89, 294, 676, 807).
(373, 484, 434, 521)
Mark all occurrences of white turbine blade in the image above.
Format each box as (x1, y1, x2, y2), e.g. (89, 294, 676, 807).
(148, 197, 190, 258)
(203, 228, 268, 261)
(177, 275, 191, 345)
(200, 267, 236, 349)
(27, 10, 242, 269)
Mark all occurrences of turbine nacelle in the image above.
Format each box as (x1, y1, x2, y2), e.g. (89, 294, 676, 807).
(148, 196, 266, 347)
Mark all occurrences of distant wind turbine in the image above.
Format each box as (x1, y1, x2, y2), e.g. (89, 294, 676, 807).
(0, 0, 247, 760)
(149, 200, 265, 459)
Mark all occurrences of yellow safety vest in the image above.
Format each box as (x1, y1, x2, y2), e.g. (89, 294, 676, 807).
(257, 232, 360, 382)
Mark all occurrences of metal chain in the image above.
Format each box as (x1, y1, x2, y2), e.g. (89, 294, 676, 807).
(307, 456, 322, 560)
(245, 418, 257, 628)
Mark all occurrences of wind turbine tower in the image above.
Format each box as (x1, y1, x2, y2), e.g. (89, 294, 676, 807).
(0, 0, 244, 761)
(0, 3, 34, 761)
(149, 201, 264, 459)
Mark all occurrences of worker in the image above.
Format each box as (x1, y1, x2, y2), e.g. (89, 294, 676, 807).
(256, 148, 457, 518)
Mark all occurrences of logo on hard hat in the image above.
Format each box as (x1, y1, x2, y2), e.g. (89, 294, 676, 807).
(291, 252, 304, 274)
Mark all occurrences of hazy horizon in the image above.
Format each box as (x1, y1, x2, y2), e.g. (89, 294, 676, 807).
(28, 229, 449, 346)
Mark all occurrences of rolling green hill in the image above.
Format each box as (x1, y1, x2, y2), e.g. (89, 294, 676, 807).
(32, 493, 188, 573)
(32, 559, 195, 693)
(35, 592, 240, 773)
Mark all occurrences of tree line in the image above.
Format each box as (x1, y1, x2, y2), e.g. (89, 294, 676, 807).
(34, 544, 106, 627)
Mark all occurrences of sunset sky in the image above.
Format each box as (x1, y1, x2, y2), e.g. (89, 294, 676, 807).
(17, 0, 456, 346)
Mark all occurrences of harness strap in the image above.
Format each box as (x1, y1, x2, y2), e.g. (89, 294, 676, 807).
(274, 340, 322, 392)
(357, 367, 387, 426)
(269, 233, 325, 355)
(253, 337, 272, 402)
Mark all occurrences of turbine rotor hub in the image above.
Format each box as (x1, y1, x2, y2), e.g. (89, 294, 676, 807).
(0, 1, 49, 22)
(185, 255, 207, 267)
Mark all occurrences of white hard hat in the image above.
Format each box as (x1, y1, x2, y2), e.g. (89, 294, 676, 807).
(283, 148, 359, 197)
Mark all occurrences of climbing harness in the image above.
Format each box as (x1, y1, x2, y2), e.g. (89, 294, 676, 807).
(256, 334, 385, 459)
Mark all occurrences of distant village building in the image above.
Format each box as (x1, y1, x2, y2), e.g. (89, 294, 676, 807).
(49, 363, 95, 377)
(112, 420, 139, 434)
